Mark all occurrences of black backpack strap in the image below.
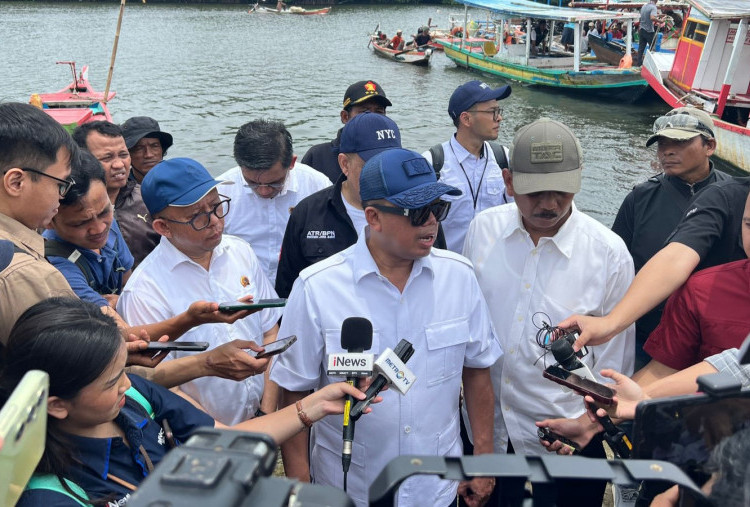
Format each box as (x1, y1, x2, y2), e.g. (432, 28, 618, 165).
(44, 238, 98, 290)
(488, 141, 509, 170)
(428, 143, 445, 179)
(0, 239, 15, 271)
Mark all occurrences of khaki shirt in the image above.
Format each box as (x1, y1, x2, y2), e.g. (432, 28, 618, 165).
(0, 213, 75, 345)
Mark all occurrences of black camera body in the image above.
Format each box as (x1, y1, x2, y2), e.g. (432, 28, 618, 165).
(129, 428, 354, 507)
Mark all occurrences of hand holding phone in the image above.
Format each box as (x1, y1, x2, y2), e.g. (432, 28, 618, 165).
(537, 427, 581, 454)
(543, 365, 615, 405)
(218, 298, 287, 313)
(250, 335, 297, 359)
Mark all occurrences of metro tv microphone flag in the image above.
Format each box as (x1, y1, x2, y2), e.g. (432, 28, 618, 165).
(337, 317, 373, 484)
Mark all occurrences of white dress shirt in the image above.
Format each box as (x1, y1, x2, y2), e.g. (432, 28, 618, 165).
(463, 203, 635, 455)
(270, 229, 502, 507)
(423, 136, 511, 253)
(118, 235, 282, 425)
(219, 162, 331, 283)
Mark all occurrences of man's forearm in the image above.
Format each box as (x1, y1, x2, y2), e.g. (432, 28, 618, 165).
(644, 361, 717, 399)
(279, 389, 312, 481)
(607, 242, 700, 336)
(128, 312, 195, 342)
(260, 327, 281, 414)
(462, 367, 495, 454)
(148, 353, 209, 388)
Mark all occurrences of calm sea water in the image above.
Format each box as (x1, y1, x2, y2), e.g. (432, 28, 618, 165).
(0, 2, 731, 225)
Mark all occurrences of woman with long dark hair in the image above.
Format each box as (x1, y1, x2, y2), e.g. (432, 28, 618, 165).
(1, 297, 373, 506)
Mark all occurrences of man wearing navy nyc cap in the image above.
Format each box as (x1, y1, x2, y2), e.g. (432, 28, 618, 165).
(273, 148, 501, 507)
(118, 157, 284, 425)
(423, 80, 513, 252)
(277, 112, 446, 297)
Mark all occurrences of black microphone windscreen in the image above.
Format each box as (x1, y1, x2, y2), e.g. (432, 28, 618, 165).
(341, 317, 373, 352)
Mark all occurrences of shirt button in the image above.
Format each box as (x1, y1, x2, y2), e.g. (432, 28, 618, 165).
(517, 316, 523, 322)
(531, 249, 538, 256)
(524, 283, 531, 289)
(317, 247, 324, 254)
(505, 378, 511, 384)
(404, 426, 411, 434)
(509, 348, 514, 354)
(504, 405, 511, 411)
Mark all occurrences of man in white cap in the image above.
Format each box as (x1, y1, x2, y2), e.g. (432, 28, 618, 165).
(463, 118, 634, 506)
(423, 80, 513, 252)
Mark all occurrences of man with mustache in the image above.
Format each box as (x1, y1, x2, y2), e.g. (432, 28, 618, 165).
(462, 118, 634, 506)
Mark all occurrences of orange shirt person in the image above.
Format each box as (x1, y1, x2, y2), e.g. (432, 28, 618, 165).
(389, 30, 404, 50)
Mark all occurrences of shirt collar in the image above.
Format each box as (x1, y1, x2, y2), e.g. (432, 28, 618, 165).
(351, 227, 434, 284)
(502, 202, 579, 259)
(160, 234, 226, 272)
(450, 135, 485, 164)
(0, 212, 45, 259)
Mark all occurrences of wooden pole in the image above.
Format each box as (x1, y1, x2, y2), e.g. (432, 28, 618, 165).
(103, 0, 126, 104)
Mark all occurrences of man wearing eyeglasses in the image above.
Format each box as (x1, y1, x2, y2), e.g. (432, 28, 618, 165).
(610, 107, 730, 371)
(272, 148, 502, 507)
(219, 120, 330, 282)
(0, 102, 77, 345)
(118, 158, 283, 425)
(72, 121, 160, 267)
(423, 80, 513, 253)
(463, 118, 634, 507)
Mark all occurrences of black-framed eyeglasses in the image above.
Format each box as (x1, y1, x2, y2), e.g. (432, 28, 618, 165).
(466, 107, 503, 121)
(159, 196, 231, 231)
(653, 111, 715, 138)
(369, 200, 451, 227)
(21, 168, 75, 197)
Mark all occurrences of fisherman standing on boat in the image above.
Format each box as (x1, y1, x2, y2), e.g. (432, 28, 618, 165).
(636, 0, 660, 66)
(611, 107, 730, 370)
(219, 119, 330, 283)
(423, 80, 513, 253)
(122, 116, 173, 184)
(301, 80, 392, 183)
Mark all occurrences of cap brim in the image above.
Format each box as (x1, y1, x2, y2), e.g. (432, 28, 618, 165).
(511, 169, 581, 195)
(125, 130, 174, 150)
(646, 129, 703, 147)
(474, 85, 511, 104)
(169, 180, 233, 207)
(387, 182, 462, 209)
(349, 94, 392, 109)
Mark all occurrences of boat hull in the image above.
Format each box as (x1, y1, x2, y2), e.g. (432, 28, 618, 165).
(249, 6, 330, 15)
(439, 40, 646, 94)
(642, 58, 750, 173)
(370, 39, 432, 66)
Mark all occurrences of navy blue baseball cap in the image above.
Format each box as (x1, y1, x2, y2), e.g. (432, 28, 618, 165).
(339, 112, 401, 161)
(360, 149, 461, 209)
(142, 157, 231, 216)
(448, 80, 511, 120)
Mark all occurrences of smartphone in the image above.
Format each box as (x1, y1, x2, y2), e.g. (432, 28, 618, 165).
(537, 427, 581, 454)
(146, 341, 210, 352)
(218, 298, 287, 313)
(252, 335, 297, 359)
(0, 370, 49, 507)
(543, 365, 615, 405)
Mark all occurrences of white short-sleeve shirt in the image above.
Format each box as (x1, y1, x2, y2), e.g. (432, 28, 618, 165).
(219, 162, 331, 283)
(118, 235, 282, 425)
(423, 136, 511, 253)
(463, 203, 635, 455)
(270, 229, 502, 507)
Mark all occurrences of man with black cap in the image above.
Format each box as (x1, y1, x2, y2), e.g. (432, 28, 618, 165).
(118, 158, 283, 425)
(463, 118, 634, 506)
(122, 116, 173, 184)
(272, 148, 501, 507)
(423, 80, 513, 252)
(611, 107, 730, 371)
(301, 80, 392, 183)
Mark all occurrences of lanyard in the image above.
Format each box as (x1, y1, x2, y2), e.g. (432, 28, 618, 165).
(449, 142, 489, 210)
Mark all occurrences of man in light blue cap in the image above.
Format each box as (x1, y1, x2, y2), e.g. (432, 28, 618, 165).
(118, 157, 284, 425)
(272, 148, 502, 507)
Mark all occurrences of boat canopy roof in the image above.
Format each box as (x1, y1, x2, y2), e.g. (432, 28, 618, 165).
(453, 0, 639, 22)
(687, 0, 750, 20)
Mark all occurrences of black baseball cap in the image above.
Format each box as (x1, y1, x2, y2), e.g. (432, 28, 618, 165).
(342, 81, 392, 110)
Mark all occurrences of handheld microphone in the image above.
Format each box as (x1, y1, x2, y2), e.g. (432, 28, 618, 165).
(332, 317, 373, 481)
(550, 333, 596, 382)
(349, 339, 416, 422)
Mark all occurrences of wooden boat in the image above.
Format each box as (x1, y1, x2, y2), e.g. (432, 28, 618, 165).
(641, 0, 750, 172)
(248, 4, 331, 15)
(437, 0, 646, 99)
(30, 62, 114, 133)
(588, 33, 637, 65)
(369, 36, 433, 66)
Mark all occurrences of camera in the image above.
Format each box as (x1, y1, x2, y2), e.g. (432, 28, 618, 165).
(128, 428, 353, 507)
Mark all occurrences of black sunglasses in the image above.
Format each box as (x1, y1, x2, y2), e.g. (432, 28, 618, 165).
(369, 200, 451, 227)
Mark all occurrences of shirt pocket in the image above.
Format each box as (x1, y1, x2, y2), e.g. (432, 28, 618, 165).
(485, 175, 505, 196)
(425, 318, 470, 387)
(302, 240, 335, 264)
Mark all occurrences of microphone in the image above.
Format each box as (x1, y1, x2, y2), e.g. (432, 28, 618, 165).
(349, 339, 416, 422)
(330, 317, 373, 480)
(550, 332, 596, 381)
